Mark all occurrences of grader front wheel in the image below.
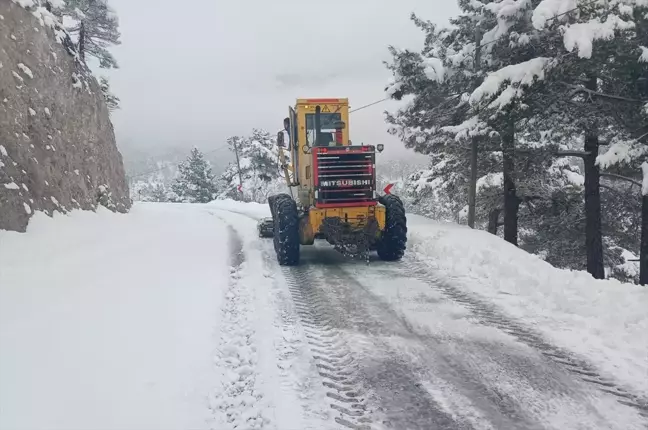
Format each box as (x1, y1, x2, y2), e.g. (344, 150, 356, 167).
(376, 194, 407, 261)
(271, 194, 300, 266)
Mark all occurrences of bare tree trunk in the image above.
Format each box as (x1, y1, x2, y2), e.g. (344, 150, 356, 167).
(583, 76, 605, 279)
(78, 21, 86, 61)
(487, 208, 500, 235)
(502, 119, 519, 246)
(467, 27, 482, 229)
(467, 138, 478, 228)
(641, 193, 648, 285)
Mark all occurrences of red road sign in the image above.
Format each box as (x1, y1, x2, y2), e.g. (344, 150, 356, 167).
(383, 183, 394, 194)
(237, 184, 242, 192)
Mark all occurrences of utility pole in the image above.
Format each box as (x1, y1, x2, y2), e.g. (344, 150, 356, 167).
(467, 27, 482, 229)
(232, 137, 244, 200)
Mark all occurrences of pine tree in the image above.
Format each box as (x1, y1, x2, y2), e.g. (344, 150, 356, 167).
(62, 0, 121, 69)
(217, 129, 286, 202)
(385, 0, 648, 282)
(172, 148, 218, 203)
(150, 184, 168, 202)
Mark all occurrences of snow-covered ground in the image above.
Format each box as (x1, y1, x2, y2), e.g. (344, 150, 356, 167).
(209, 199, 648, 398)
(0, 206, 230, 430)
(1, 200, 647, 429)
(407, 215, 648, 398)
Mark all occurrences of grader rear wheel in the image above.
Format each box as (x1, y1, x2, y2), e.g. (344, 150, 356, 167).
(271, 194, 300, 266)
(376, 194, 407, 261)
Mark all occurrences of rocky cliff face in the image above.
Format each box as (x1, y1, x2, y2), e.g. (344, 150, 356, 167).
(0, 0, 131, 232)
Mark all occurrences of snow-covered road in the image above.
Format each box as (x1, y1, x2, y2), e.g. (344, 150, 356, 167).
(1, 202, 647, 430)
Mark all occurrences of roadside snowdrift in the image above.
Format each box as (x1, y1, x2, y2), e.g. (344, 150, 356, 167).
(0, 205, 229, 430)
(407, 215, 648, 397)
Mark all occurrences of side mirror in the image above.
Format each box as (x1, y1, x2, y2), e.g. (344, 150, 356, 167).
(377, 144, 385, 153)
(277, 131, 285, 147)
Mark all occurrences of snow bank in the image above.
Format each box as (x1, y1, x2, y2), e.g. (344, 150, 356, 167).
(407, 216, 648, 397)
(207, 198, 270, 220)
(0, 204, 230, 429)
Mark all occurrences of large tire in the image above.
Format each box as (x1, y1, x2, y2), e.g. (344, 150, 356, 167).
(376, 194, 407, 261)
(272, 194, 300, 266)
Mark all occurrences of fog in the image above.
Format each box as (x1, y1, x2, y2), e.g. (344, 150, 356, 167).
(103, 0, 459, 164)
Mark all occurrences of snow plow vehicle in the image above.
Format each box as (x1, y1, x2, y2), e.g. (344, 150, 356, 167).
(265, 98, 407, 266)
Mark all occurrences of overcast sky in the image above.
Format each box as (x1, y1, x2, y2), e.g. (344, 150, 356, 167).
(104, 0, 459, 162)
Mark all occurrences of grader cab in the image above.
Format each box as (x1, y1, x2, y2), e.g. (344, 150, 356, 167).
(264, 98, 407, 266)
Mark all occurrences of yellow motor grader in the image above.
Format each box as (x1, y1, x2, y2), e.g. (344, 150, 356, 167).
(263, 98, 407, 266)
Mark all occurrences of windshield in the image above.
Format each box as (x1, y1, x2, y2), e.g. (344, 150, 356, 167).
(305, 112, 341, 146)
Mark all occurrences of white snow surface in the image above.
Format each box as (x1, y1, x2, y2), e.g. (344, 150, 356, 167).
(2, 200, 647, 429)
(0, 203, 334, 430)
(0, 206, 231, 430)
(407, 216, 648, 397)
(17, 63, 33, 79)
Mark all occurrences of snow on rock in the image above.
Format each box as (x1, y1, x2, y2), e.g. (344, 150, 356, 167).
(563, 15, 635, 59)
(532, 0, 578, 29)
(4, 182, 20, 190)
(28, 108, 35, 116)
(44, 107, 51, 116)
(0, 205, 230, 430)
(17, 63, 33, 78)
(0, 145, 7, 156)
(407, 216, 648, 397)
(11, 71, 24, 83)
(470, 57, 552, 107)
(22, 202, 31, 214)
(48, 0, 66, 9)
(12, 0, 34, 7)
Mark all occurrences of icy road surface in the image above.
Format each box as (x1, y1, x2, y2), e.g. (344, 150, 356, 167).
(1, 202, 647, 430)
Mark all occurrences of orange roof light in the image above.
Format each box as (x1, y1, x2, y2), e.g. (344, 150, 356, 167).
(305, 98, 340, 103)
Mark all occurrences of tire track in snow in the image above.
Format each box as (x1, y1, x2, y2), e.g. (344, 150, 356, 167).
(402, 255, 648, 419)
(211, 208, 337, 429)
(282, 265, 375, 430)
(208, 225, 270, 429)
(258, 246, 335, 429)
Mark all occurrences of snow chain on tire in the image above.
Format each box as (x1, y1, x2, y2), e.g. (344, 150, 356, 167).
(377, 194, 407, 261)
(271, 194, 300, 266)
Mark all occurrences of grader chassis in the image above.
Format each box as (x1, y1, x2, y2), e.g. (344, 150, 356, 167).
(264, 98, 407, 266)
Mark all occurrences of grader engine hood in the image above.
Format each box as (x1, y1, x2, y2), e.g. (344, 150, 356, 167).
(313, 146, 376, 208)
